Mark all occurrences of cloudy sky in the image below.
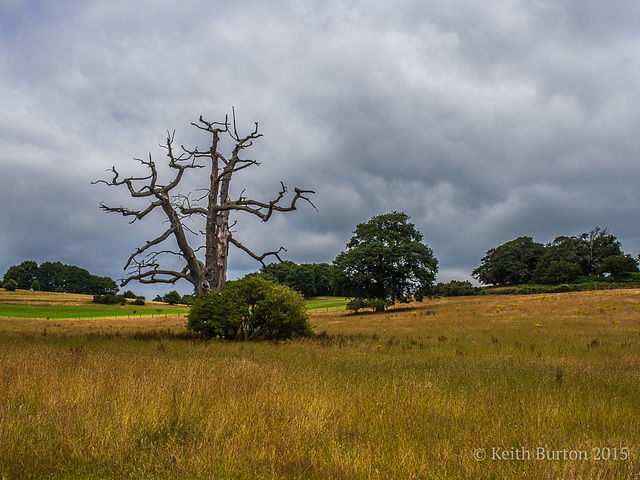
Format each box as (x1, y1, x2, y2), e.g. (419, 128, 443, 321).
(2, 0, 640, 297)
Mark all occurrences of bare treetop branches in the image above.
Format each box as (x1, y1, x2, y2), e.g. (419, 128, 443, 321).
(94, 112, 316, 295)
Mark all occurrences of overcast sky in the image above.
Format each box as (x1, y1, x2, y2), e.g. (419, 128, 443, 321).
(2, 0, 640, 297)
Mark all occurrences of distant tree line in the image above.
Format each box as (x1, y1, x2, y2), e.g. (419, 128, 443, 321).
(151, 291, 194, 305)
(2, 261, 118, 295)
(473, 227, 639, 286)
(432, 280, 481, 297)
(258, 261, 337, 298)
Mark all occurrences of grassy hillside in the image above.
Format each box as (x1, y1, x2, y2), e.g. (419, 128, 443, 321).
(1, 289, 639, 479)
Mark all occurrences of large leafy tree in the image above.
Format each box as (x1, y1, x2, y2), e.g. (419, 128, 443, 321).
(473, 236, 545, 285)
(333, 212, 438, 308)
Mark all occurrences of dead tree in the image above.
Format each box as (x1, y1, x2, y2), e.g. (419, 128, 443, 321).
(94, 112, 316, 295)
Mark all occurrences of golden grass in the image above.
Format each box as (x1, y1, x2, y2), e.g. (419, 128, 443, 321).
(0, 315, 187, 336)
(0, 289, 95, 306)
(1, 289, 640, 479)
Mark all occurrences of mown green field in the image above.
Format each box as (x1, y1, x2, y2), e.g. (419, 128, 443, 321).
(1, 289, 639, 479)
(0, 303, 190, 319)
(305, 296, 349, 311)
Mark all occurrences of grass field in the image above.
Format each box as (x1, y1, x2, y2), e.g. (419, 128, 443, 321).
(0, 290, 345, 319)
(1, 289, 639, 479)
(0, 289, 190, 319)
(305, 296, 350, 311)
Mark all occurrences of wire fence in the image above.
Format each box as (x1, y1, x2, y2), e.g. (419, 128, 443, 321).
(0, 313, 189, 321)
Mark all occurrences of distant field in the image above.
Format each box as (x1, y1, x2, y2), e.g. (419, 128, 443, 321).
(305, 296, 349, 311)
(0, 288, 639, 479)
(0, 289, 189, 319)
(0, 290, 345, 318)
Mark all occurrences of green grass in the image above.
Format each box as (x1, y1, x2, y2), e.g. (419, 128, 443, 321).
(0, 303, 189, 319)
(1, 289, 639, 479)
(305, 296, 349, 311)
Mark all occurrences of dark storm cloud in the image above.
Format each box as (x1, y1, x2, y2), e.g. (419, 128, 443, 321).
(1, 0, 640, 297)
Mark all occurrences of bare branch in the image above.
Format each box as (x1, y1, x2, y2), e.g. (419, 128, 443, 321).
(124, 227, 176, 269)
(229, 236, 286, 266)
(222, 183, 317, 221)
(120, 269, 186, 287)
(191, 114, 230, 133)
(99, 199, 163, 223)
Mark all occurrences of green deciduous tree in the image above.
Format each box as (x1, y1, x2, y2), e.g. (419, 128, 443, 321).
(181, 294, 194, 305)
(598, 255, 639, 282)
(163, 290, 182, 305)
(187, 276, 312, 340)
(3, 261, 38, 290)
(333, 212, 438, 310)
(473, 236, 545, 286)
(576, 227, 624, 277)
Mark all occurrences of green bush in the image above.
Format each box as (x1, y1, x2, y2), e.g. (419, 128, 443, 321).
(346, 298, 391, 313)
(3, 279, 18, 291)
(433, 280, 481, 297)
(187, 276, 313, 340)
(346, 299, 366, 312)
(93, 294, 126, 305)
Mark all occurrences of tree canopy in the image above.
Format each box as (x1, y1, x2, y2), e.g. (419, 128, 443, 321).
(333, 212, 438, 308)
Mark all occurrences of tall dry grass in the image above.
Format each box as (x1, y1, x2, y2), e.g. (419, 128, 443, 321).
(1, 289, 639, 479)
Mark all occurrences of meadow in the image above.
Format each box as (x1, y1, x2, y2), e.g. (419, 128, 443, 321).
(1, 289, 639, 479)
